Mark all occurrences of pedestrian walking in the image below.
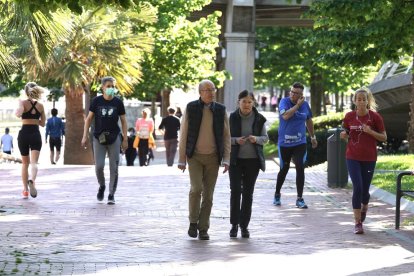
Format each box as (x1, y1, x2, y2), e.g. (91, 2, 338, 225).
(135, 108, 154, 167)
(340, 87, 387, 234)
(228, 90, 268, 238)
(15, 82, 46, 199)
(125, 128, 137, 166)
(271, 95, 278, 112)
(273, 82, 317, 208)
(178, 79, 231, 240)
(158, 107, 180, 166)
(45, 108, 65, 164)
(1, 127, 13, 155)
(81, 76, 128, 205)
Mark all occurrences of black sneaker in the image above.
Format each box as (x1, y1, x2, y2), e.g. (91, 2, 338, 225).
(229, 224, 238, 238)
(198, 230, 209, 240)
(107, 194, 115, 205)
(241, 227, 250, 238)
(97, 186, 105, 201)
(188, 223, 198, 238)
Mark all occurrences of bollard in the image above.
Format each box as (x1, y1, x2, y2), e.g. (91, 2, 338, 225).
(327, 128, 348, 187)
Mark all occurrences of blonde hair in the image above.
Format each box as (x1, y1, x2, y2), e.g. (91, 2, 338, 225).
(25, 82, 43, 100)
(142, 108, 151, 116)
(353, 87, 377, 111)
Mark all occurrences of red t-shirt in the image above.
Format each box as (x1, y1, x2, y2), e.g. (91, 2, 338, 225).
(342, 110, 385, 161)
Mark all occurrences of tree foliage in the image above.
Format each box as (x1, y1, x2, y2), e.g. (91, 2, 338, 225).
(255, 26, 372, 115)
(133, 0, 226, 100)
(308, 0, 414, 66)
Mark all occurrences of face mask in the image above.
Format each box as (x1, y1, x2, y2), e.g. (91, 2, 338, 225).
(105, 87, 118, 96)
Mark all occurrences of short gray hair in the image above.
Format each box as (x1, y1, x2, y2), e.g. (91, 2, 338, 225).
(101, 76, 115, 86)
(198, 79, 215, 91)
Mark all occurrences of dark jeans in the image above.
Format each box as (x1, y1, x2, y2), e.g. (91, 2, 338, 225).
(275, 144, 307, 198)
(346, 159, 376, 209)
(229, 158, 261, 228)
(125, 148, 137, 166)
(164, 139, 178, 166)
(138, 139, 149, 166)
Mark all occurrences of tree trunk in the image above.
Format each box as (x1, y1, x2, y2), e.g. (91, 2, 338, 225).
(64, 89, 94, 165)
(408, 72, 414, 153)
(161, 89, 171, 117)
(335, 91, 339, 112)
(310, 66, 323, 116)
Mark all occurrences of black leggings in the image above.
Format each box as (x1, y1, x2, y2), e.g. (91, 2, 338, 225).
(18, 125, 42, 156)
(275, 144, 307, 198)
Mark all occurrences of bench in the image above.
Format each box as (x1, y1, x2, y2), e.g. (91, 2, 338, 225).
(395, 171, 414, 229)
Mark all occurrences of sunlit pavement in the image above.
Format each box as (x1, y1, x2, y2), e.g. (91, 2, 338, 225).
(1, 138, 414, 275)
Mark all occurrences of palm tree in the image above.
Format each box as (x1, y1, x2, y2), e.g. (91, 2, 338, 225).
(4, 3, 155, 164)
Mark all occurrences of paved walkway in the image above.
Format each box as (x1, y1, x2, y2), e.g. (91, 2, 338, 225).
(1, 141, 414, 275)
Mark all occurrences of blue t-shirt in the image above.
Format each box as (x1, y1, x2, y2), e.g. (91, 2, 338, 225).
(46, 116, 64, 139)
(89, 95, 126, 138)
(278, 97, 312, 147)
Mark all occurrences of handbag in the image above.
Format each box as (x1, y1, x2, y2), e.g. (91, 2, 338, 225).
(98, 131, 118, 145)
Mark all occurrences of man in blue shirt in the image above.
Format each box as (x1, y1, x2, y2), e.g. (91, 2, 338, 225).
(1, 127, 13, 154)
(45, 108, 65, 164)
(273, 82, 318, 208)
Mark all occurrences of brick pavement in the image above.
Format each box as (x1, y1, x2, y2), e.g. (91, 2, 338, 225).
(1, 146, 414, 275)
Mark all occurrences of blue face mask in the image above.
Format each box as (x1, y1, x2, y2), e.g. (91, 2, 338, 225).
(105, 87, 118, 96)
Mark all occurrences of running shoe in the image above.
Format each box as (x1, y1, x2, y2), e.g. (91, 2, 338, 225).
(107, 194, 115, 205)
(296, 198, 308, 209)
(273, 194, 281, 206)
(354, 223, 364, 234)
(28, 180, 37, 198)
(22, 190, 29, 199)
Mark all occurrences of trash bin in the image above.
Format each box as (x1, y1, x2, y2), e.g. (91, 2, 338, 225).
(327, 128, 348, 187)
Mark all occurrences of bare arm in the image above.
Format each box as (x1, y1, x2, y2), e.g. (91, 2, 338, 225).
(281, 97, 305, 121)
(120, 114, 128, 151)
(363, 125, 387, 142)
(81, 111, 94, 147)
(39, 105, 46, 127)
(306, 118, 318, 149)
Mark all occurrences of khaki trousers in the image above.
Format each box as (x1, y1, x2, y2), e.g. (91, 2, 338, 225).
(188, 152, 219, 231)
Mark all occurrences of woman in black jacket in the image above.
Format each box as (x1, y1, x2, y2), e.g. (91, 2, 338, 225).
(228, 90, 268, 238)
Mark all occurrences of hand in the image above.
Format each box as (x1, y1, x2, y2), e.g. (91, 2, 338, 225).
(81, 136, 88, 148)
(178, 164, 186, 172)
(339, 131, 348, 140)
(362, 124, 372, 134)
(121, 139, 128, 152)
(237, 137, 247, 145)
(222, 164, 229, 174)
(246, 135, 257, 144)
(311, 138, 318, 149)
(297, 96, 305, 107)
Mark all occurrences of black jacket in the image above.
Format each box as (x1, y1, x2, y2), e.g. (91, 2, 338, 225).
(185, 98, 226, 164)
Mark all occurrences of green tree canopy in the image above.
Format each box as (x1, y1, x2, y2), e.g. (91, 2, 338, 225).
(308, 0, 414, 66)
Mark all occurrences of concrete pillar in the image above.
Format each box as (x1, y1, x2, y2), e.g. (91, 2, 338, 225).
(223, 0, 256, 112)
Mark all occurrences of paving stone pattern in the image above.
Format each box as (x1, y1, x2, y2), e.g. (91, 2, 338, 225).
(1, 153, 414, 275)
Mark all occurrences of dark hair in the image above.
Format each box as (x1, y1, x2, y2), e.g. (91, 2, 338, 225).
(292, 82, 304, 90)
(238, 90, 255, 101)
(167, 107, 175, 114)
(5, 127, 9, 134)
(128, 127, 135, 132)
(51, 108, 58, 116)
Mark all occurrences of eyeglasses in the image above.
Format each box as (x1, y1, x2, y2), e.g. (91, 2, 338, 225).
(200, 88, 217, 93)
(106, 85, 115, 88)
(290, 90, 302, 95)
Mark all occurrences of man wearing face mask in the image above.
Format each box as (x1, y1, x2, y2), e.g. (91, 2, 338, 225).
(81, 76, 128, 205)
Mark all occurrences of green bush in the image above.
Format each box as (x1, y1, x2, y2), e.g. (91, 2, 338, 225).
(266, 112, 346, 166)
